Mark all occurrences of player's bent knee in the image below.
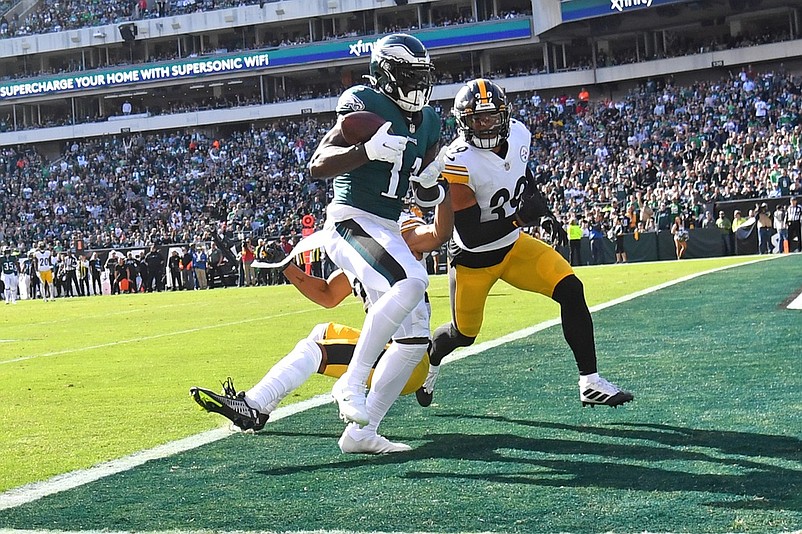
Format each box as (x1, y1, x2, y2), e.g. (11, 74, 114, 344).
(306, 323, 331, 342)
(551, 274, 585, 306)
(395, 277, 427, 304)
(431, 323, 476, 364)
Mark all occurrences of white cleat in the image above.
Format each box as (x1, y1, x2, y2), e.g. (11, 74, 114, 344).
(579, 373, 634, 407)
(338, 430, 412, 454)
(331, 376, 370, 427)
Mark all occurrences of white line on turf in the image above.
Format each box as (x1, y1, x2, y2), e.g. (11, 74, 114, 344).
(0, 256, 779, 514)
(788, 292, 802, 310)
(0, 395, 332, 512)
(0, 303, 360, 366)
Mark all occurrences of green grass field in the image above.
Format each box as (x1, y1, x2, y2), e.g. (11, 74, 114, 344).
(1, 254, 800, 533)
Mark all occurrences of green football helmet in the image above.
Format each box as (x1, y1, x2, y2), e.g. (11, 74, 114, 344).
(369, 33, 434, 113)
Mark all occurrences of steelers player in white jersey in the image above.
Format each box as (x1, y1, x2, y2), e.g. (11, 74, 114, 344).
(422, 79, 633, 409)
(33, 241, 55, 301)
(308, 33, 450, 431)
(191, 195, 452, 454)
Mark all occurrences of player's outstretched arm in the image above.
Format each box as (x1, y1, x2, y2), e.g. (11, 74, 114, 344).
(282, 262, 352, 309)
(404, 187, 453, 255)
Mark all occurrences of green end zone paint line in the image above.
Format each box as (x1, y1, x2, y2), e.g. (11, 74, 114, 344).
(0, 256, 780, 513)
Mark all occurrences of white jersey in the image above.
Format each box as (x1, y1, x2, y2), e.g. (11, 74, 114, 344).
(443, 119, 531, 253)
(34, 250, 53, 272)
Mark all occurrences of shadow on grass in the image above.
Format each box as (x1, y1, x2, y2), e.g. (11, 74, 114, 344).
(257, 418, 802, 512)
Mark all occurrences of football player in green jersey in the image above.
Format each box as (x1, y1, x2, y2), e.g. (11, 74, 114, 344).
(1, 246, 20, 304)
(308, 33, 449, 449)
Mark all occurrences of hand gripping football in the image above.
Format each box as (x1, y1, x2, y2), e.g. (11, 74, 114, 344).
(340, 111, 390, 145)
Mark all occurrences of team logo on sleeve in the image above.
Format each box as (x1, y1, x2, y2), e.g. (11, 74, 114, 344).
(336, 92, 366, 113)
(520, 146, 529, 162)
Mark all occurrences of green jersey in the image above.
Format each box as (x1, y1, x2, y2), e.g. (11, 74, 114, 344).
(333, 85, 441, 220)
(2, 254, 19, 275)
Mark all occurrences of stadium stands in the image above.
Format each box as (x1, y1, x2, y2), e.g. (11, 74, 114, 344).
(0, 0, 800, 272)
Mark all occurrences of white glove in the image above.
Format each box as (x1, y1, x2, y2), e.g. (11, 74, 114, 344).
(409, 145, 448, 189)
(363, 122, 408, 163)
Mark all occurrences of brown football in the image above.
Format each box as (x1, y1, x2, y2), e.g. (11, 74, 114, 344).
(340, 111, 388, 145)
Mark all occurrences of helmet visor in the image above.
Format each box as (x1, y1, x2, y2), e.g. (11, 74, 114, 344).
(394, 66, 434, 93)
(465, 111, 505, 137)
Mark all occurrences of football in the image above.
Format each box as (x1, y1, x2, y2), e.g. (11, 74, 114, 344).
(340, 111, 388, 145)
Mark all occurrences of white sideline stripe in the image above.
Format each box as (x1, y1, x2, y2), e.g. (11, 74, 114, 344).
(441, 255, 778, 366)
(0, 256, 778, 514)
(0, 304, 359, 366)
(0, 395, 332, 512)
(788, 292, 802, 310)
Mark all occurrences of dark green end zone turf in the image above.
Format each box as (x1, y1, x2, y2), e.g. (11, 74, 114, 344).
(1, 256, 800, 532)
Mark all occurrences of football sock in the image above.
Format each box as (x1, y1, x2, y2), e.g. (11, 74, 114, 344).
(352, 341, 427, 437)
(342, 277, 426, 390)
(245, 337, 322, 414)
(430, 323, 476, 365)
(552, 275, 598, 375)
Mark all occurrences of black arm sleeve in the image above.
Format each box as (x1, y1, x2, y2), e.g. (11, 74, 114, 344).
(454, 203, 517, 249)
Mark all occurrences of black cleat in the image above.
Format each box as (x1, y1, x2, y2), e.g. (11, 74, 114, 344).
(190, 377, 268, 431)
(415, 365, 440, 407)
(415, 387, 433, 407)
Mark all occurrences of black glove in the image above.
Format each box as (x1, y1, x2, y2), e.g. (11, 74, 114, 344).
(412, 179, 448, 209)
(515, 180, 551, 227)
(540, 216, 568, 248)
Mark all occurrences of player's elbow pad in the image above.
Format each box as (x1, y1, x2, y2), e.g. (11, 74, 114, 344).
(412, 180, 448, 209)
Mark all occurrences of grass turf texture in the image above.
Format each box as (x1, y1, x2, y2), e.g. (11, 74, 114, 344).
(1, 255, 800, 532)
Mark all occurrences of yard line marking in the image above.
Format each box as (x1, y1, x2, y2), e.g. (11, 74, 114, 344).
(788, 293, 802, 310)
(0, 303, 361, 366)
(0, 256, 779, 512)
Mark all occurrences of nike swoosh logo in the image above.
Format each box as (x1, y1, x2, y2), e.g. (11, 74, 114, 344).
(198, 391, 223, 408)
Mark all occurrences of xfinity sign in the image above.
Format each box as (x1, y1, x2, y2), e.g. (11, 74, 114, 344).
(348, 39, 380, 57)
(610, 0, 653, 11)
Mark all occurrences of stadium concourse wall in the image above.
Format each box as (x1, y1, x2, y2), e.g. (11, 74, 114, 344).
(567, 228, 723, 265)
(569, 196, 796, 265)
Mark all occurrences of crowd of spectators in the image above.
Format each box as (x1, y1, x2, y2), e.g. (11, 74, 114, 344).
(2, 21, 797, 134)
(1, 66, 800, 262)
(521, 66, 801, 243)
